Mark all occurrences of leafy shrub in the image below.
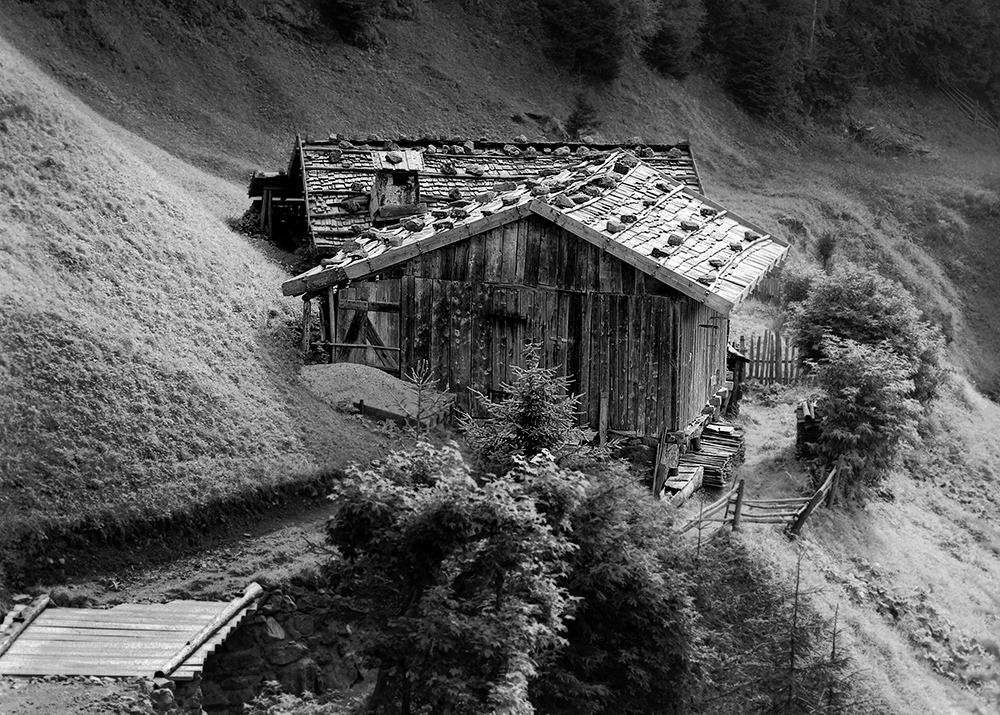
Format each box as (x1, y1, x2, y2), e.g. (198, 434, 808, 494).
(790, 266, 946, 405)
(790, 266, 945, 499)
(641, 0, 706, 79)
(813, 337, 922, 499)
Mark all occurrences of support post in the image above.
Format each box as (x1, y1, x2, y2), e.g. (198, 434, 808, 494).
(731, 479, 746, 531)
(328, 287, 339, 363)
(300, 298, 312, 355)
(598, 391, 609, 447)
(826, 456, 844, 508)
(652, 426, 668, 499)
(789, 482, 828, 537)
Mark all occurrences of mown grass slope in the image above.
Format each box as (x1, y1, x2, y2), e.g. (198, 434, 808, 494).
(0, 34, 377, 564)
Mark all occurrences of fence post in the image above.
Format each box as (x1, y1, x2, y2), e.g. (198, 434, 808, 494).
(788, 482, 827, 537)
(731, 479, 746, 531)
(826, 456, 843, 508)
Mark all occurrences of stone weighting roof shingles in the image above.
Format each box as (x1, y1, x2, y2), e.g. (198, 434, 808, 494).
(282, 151, 787, 315)
(267, 135, 706, 256)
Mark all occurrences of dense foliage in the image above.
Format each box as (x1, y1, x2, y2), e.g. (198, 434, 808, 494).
(324, 443, 582, 714)
(531, 0, 1000, 116)
(790, 266, 945, 500)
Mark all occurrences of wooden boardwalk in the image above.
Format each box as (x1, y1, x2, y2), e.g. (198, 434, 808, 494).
(0, 584, 262, 679)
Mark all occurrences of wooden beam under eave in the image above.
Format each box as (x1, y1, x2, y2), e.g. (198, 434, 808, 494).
(528, 200, 735, 315)
(282, 265, 346, 296)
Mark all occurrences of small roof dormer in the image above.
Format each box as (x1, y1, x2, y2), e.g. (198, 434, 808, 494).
(371, 150, 425, 226)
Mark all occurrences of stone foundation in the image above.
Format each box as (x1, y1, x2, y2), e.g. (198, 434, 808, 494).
(151, 579, 360, 715)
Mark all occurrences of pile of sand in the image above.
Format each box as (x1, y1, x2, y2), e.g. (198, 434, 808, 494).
(300, 363, 448, 419)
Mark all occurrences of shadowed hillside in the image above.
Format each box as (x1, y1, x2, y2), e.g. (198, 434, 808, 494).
(0, 32, 379, 568)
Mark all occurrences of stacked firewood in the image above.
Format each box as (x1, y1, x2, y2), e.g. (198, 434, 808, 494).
(679, 425, 745, 489)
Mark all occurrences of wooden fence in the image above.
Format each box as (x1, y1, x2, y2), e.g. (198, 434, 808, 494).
(678, 463, 839, 539)
(736, 332, 810, 385)
(939, 82, 1000, 133)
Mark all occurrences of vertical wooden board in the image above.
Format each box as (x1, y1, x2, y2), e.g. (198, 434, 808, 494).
(579, 292, 592, 425)
(565, 292, 583, 407)
(547, 289, 560, 373)
(401, 275, 415, 374)
(600, 295, 612, 428)
(490, 287, 504, 393)
(507, 287, 521, 383)
(451, 281, 469, 395)
(500, 221, 519, 283)
(577, 238, 594, 292)
(515, 218, 528, 284)
(598, 251, 612, 292)
(469, 233, 486, 283)
(558, 291, 572, 380)
(607, 296, 620, 430)
(587, 293, 602, 426)
(451, 240, 470, 283)
(439, 244, 455, 282)
(439, 281, 454, 388)
(524, 219, 541, 286)
(655, 299, 668, 433)
(559, 229, 575, 289)
(537, 221, 554, 287)
(621, 263, 636, 295)
(470, 282, 490, 412)
(652, 297, 666, 435)
(485, 226, 503, 283)
(426, 280, 439, 377)
(638, 296, 650, 436)
(630, 295, 642, 435)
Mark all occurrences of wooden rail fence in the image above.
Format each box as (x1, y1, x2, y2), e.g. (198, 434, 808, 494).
(678, 462, 840, 539)
(939, 82, 1000, 133)
(737, 332, 812, 385)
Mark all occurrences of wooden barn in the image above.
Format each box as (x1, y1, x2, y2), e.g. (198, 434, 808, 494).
(279, 146, 788, 441)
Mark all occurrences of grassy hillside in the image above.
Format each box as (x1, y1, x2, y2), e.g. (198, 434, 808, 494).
(3, 2, 1000, 711)
(5, 0, 1000, 394)
(0, 32, 380, 571)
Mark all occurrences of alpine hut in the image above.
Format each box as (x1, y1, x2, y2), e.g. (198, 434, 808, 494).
(276, 139, 787, 441)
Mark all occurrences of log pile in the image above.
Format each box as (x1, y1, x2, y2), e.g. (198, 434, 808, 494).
(678, 424, 745, 489)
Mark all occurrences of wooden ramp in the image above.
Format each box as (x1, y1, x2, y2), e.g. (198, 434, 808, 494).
(0, 584, 262, 680)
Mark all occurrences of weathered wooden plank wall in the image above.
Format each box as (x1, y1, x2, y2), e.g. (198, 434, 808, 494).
(323, 214, 729, 437)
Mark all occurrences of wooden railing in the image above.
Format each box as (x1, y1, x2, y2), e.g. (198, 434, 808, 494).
(939, 82, 1000, 133)
(677, 462, 840, 539)
(736, 332, 811, 385)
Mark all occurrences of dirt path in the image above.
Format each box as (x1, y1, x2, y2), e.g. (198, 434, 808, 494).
(32, 500, 334, 607)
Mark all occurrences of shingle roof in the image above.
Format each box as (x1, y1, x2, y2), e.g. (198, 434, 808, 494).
(282, 151, 787, 314)
(280, 136, 705, 256)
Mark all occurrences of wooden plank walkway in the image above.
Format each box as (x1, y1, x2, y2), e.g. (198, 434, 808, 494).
(0, 585, 261, 680)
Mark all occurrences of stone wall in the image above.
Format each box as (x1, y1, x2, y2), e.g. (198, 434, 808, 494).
(155, 580, 361, 715)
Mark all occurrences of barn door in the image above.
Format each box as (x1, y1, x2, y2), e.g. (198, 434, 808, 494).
(334, 280, 401, 374)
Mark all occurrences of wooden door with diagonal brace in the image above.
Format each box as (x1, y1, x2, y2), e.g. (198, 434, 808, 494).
(334, 280, 401, 374)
